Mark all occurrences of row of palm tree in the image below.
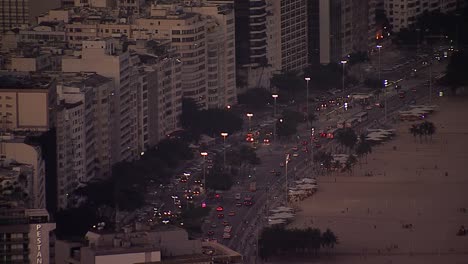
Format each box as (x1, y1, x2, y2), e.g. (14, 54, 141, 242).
(259, 226, 338, 261)
(409, 121, 436, 143)
(313, 128, 372, 175)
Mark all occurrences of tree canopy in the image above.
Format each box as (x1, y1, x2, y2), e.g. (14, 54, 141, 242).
(335, 128, 358, 152)
(441, 51, 468, 93)
(237, 88, 273, 109)
(259, 226, 338, 260)
(271, 71, 305, 96)
(180, 98, 243, 138)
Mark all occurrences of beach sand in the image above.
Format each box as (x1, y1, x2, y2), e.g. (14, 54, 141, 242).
(285, 96, 468, 263)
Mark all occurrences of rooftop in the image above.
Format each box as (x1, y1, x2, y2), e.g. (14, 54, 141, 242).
(0, 75, 53, 90)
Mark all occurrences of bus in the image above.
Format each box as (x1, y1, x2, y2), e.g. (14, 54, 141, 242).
(345, 118, 359, 128)
(355, 112, 368, 122)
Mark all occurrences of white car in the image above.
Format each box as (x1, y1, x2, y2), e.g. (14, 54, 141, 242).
(292, 153, 299, 157)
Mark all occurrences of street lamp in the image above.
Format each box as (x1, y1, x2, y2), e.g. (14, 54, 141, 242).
(304, 77, 311, 128)
(340, 60, 347, 92)
(220, 132, 228, 169)
(246, 113, 253, 132)
(430, 62, 433, 104)
(376, 45, 387, 121)
(285, 154, 290, 207)
(200, 152, 208, 193)
(376, 45, 382, 81)
(272, 94, 278, 143)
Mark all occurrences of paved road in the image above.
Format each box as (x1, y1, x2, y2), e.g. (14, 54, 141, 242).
(218, 51, 449, 259)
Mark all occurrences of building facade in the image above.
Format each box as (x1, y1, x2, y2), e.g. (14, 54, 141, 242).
(0, 208, 55, 264)
(384, 0, 458, 32)
(309, 0, 376, 65)
(62, 38, 139, 164)
(189, 3, 237, 108)
(0, 74, 55, 132)
(0, 0, 61, 32)
(55, 73, 113, 209)
(268, 0, 308, 73)
(134, 6, 209, 108)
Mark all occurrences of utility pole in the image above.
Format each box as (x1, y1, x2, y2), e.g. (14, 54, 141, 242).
(272, 94, 278, 144)
(304, 77, 311, 129)
(285, 154, 290, 207)
(429, 60, 433, 104)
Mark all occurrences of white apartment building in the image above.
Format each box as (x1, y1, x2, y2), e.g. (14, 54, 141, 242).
(128, 40, 183, 146)
(134, 6, 209, 108)
(0, 0, 61, 32)
(55, 73, 113, 209)
(62, 38, 139, 164)
(384, 0, 458, 32)
(268, 0, 308, 73)
(188, 3, 237, 108)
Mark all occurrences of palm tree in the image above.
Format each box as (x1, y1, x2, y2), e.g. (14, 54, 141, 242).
(421, 121, 436, 142)
(426, 122, 436, 142)
(321, 228, 339, 255)
(341, 154, 358, 175)
(409, 124, 418, 142)
(355, 134, 372, 165)
(333, 160, 341, 174)
(335, 128, 358, 153)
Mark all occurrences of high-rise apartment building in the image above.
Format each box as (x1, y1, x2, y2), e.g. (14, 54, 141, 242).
(55, 73, 113, 209)
(62, 38, 139, 164)
(134, 5, 209, 108)
(384, 0, 458, 32)
(0, 0, 61, 32)
(128, 47, 183, 151)
(188, 3, 237, 108)
(309, 0, 375, 65)
(0, 208, 55, 264)
(267, 0, 308, 73)
(233, 0, 272, 91)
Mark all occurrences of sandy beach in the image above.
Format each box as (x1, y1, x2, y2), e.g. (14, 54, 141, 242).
(285, 96, 468, 263)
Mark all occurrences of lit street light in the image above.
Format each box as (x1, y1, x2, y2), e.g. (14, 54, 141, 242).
(246, 113, 253, 132)
(340, 60, 347, 92)
(272, 94, 278, 143)
(285, 154, 290, 207)
(220, 132, 228, 169)
(376, 45, 387, 121)
(200, 152, 208, 193)
(304, 77, 311, 128)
